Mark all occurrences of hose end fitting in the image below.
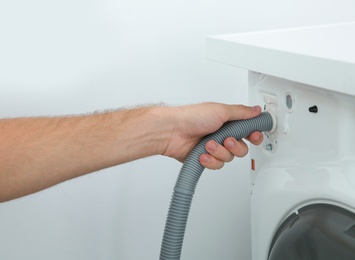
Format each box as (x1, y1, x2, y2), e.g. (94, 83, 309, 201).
(265, 107, 277, 135)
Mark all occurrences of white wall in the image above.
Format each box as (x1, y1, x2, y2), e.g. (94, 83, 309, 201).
(0, 1, 354, 259)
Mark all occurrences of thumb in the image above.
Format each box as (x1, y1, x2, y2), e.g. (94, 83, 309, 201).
(226, 105, 262, 121)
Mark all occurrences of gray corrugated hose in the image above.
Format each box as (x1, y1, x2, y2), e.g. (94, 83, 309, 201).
(160, 112, 274, 260)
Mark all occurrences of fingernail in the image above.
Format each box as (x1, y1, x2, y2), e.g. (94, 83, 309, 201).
(252, 106, 260, 111)
(253, 134, 260, 141)
(208, 142, 217, 151)
(226, 140, 234, 148)
(201, 155, 210, 163)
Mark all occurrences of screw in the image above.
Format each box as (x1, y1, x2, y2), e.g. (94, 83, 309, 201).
(265, 143, 273, 151)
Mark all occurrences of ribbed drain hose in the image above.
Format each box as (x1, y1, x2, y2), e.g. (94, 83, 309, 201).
(160, 112, 274, 260)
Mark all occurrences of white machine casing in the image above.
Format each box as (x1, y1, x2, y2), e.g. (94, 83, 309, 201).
(207, 22, 355, 259)
(249, 72, 355, 259)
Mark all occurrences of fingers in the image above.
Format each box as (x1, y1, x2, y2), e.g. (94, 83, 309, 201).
(199, 139, 248, 170)
(224, 104, 262, 121)
(246, 131, 263, 146)
(200, 132, 264, 170)
(224, 138, 248, 157)
(199, 154, 225, 170)
(206, 140, 234, 162)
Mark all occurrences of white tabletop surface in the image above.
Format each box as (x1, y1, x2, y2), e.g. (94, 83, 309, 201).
(207, 22, 355, 96)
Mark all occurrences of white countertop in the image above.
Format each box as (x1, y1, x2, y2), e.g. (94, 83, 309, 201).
(207, 22, 355, 96)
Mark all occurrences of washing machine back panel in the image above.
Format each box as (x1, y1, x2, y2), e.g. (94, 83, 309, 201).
(249, 72, 355, 169)
(249, 72, 355, 259)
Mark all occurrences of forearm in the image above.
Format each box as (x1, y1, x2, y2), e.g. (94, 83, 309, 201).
(0, 106, 172, 202)
(0, 102, 263, 202)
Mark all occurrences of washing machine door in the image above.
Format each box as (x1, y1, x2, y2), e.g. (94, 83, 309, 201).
(268, 204, 355, 260)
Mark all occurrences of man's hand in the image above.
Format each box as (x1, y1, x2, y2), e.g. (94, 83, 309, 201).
(162, 102, 263, 169)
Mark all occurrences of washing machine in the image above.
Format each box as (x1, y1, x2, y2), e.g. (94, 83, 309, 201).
(207, 22, 355, 259)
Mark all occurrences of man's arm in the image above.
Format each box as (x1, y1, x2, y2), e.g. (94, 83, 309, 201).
(0, 103, 262, 202)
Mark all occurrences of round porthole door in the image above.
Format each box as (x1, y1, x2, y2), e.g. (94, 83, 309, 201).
(268, 204, 355, 260)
